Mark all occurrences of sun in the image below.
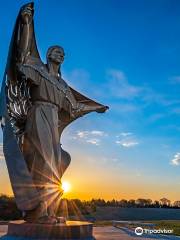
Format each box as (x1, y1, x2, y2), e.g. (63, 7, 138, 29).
(62, 181, 71, 193)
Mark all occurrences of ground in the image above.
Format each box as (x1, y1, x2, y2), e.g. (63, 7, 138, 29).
(0, 224, 180, 240)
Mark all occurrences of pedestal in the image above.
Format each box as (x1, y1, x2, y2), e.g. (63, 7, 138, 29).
(7, 220, 94, 239)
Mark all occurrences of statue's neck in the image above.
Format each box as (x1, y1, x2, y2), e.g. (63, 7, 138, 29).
(48, 62, 61, 78)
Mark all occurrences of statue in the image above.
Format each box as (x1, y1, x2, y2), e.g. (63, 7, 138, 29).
(0, 2, 108, 224)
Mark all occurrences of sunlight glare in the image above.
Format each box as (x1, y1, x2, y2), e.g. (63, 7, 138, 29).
(62, 181, 71, 193)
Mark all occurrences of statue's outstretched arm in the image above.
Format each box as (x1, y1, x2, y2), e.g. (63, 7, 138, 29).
(64, 86, 108, 119)
(3, 3, 41, 138)
(73, 102, 108, 116)
(18, 3, 34, 64)
(58, 86, 108, 132)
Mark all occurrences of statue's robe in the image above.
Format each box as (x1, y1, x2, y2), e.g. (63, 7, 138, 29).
(18, 59, 82, 190)
(0, 3, 107, 212)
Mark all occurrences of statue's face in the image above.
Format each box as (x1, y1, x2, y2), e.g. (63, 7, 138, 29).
(48, 48, 65, 65)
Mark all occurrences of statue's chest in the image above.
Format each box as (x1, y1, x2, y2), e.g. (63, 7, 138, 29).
(31, 76, 67, 106)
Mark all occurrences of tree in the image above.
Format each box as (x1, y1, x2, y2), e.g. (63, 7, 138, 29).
(174, 201, 180, 208)
(154, 200, 160, 208)
(119, 199, 128, 207)
(136, 198, 152, 207)
(160, 198, 171, 207)
(127, 199, 135, 207)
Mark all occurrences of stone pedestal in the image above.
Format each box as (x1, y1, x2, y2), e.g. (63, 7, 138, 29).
(7, 220, 94, 239)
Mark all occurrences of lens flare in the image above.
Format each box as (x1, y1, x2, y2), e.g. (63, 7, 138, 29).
(62, 181, 71, 193)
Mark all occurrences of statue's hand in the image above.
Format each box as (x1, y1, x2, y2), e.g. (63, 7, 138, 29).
(21, 3, 33, 24)
(96, 106, 109, 113)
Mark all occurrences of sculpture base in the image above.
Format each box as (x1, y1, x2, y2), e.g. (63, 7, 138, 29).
(7, 220, 94, 239)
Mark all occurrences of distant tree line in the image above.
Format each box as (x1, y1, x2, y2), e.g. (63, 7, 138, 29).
(88, 198, 180, 208)
(0, 194, 180, 221)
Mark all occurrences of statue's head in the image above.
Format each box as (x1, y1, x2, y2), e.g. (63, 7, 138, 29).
(47, 46, 65, 65)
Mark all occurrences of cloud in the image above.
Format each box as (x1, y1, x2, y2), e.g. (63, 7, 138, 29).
(111, 158, 121, 163)
(0, 143, 4, 161)
(116, 140, 139, 148)
(136, 172, 141, 177)
(107, 69, 179, 108)
(63, 68, 104, 99)
(169, 76, 180, 84)
(142, 88, 179, 107)
(77, 131, 89, 138)
(171, 108, 180, 114)
(118, 132, 132, 137)
(107, 69, 142, 99)
(74, 130, 107, 146)
(86, 138, 100, 146)
(63, 69, 90, 90)
(147, 113, 165, 123)
(65, 68, 180, 111)
(77, 130, 106, 138)
(171, 153, 180, 166)
(161, 144, 170, 149)
(116, 132, 139, 148)
(110, 102, 139, 113)
(91, 130, 107, 136)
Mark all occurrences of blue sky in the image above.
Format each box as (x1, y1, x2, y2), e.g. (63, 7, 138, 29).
(1, 0, 180, 201)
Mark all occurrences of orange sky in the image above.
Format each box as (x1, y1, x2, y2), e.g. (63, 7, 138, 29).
(1, 151, 180, 203)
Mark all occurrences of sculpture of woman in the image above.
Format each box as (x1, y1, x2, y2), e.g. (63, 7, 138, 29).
(0, 2, 108, 224)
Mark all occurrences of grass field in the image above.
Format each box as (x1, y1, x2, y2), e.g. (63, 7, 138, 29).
(94, 220, 180, 236)
(151, 220, 180, 236)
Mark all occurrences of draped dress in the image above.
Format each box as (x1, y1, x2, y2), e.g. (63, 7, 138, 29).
(1, 2, 108, 212)
(19, 60, 77, 191)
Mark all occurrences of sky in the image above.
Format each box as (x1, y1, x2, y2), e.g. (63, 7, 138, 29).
(1, 0, 180, 202)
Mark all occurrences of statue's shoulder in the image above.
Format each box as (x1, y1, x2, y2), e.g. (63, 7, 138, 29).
(24, 56, 47, 73)
(25, 56, 44, 67)
(20, 57, 70, 92)
(19, 56, 49, 81)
